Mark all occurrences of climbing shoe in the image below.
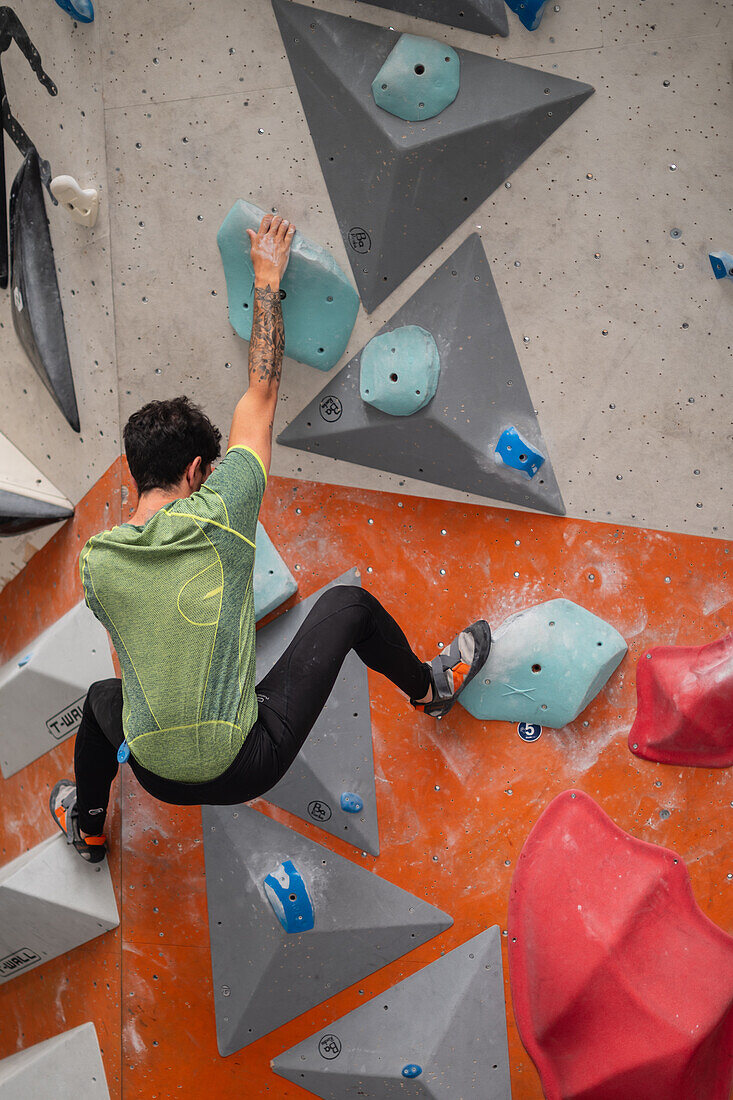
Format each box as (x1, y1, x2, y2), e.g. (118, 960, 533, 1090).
(49, 780, 107, 863)
(412, 620, 491, 719)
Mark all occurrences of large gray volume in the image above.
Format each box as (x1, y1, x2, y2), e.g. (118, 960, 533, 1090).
(353, 0, 508, 37)
(202, 804, 453, 1054)
(272, 926, 512, 1098)
(272, 0, 593, 312)
(257, 568, 379, 855)
(0, 834, 119, 986)
(279, 236, 565, 516)
(0, 1023, 110, 1099)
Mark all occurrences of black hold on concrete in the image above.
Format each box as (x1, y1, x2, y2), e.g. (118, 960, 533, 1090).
(256, 568, 380, 856)
(0, 489, 73, 536)
(0, 7, 58, 288)
(272, 0, 593, 313)
(10, 148, 79, 432)
(354, 0, 508, 38)
(279, 235, 565, 516)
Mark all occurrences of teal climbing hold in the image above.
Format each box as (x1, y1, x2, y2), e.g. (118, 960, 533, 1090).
(360, 326, 440, 416)
(217, 200, 359, 371)
(459, 598, 627, 728)
(372, 35, 460, 122)
(254, 523, 297, 621)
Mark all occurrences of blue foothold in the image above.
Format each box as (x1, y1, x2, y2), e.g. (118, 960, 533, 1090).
(402, 1064, 423, 1078)
(17, 652, 33, 668)
(264, 859, 315, 933)
(340, 792, 364, 814)
(709, 251, 733, 280)
(54, 0, 95, 22)
(504, 0, 548, 31)
(117, 740, 131, 764)
(495, 426, 546, 479)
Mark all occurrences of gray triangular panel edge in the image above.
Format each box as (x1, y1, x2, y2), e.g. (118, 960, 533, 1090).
(202, 804, 453, 1054)
(279, 236, 565, 516)
(272, 926, 512, 1099)
(257, 568, 379, 855)
(354, 0, 509, 37)
(0, 1022, 110, 1097)
(272, 0, 593, 311)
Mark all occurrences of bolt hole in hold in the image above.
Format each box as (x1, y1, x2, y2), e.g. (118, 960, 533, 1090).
(318, 347, 324, 353)
(519, 453, 528, 462)
(326, 295, 333, 302)
(390, 373, 399, 382)
(549, 621, 555, 627)
(289, 894, 297, 901)
(532, 664, 542, 673)
(414, 63, 425, 75)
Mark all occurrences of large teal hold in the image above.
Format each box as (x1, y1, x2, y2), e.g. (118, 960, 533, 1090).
(372, 35, 460, 122)
(253, 523, 297, 621)
(459, 598, 627, 728)
(360, 325, 440, 416)
(217, 200, 359, 370)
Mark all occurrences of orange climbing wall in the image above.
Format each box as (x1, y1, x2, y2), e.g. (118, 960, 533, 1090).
(1, 458, 731, 1098)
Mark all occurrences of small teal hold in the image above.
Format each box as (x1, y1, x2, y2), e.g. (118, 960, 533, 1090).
(709, 251, 733, 280)
(254, 523, 298, 622)
(360, 326, 440, 417)
(54, 0, 94, 21)
(495, 426, 545, 479)
(217, 200, 359, 371)
(340, 792, 364, 814)
(401, 1064, 423, 1079)
(372, 34, 460, 122)
(264, 859, 315, 933)
(17, 653, 33, 668)
(505, 0, 548, 31)
(459, 598, 627, 728)
(117, 741, 131, 764)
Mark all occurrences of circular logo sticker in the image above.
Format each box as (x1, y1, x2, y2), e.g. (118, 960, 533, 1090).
(319, 396, 343, 423)
(348, 226, 371, 254)
(13, 286, 23, 312)
(318, 1034, 342, 1060)
(517, 722, 542, 742)
(307, 799, 332, 822)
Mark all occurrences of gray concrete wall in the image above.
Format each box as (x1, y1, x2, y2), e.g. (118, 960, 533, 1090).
(0, 0, 730, 587)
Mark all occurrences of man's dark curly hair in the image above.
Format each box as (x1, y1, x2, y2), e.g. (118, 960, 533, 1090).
(123, 396, 222, 494)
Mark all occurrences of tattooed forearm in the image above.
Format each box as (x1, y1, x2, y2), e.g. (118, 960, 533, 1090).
(249, 284, 285, 387)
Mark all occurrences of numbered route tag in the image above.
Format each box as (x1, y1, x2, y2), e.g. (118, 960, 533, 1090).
(517, 722, 542, 742)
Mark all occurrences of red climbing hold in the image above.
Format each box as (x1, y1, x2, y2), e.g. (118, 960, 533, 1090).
(629, 633, 733, 767)
(508, 790, 733, 1100)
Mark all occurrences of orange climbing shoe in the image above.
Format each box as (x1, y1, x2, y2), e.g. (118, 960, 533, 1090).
(49, 780, 107, 863)
(412, 620, 491, 719)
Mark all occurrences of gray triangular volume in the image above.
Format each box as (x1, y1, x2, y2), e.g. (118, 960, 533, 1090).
(257, 568, 379, 855)
(0, 489, 73, 536)
(0, 1023, 111, 1097)
(0, 834, 119, 986)
(272, 927, 511, 1098)
(279, 236, 565, 516)
(353, 0, 508, 37)
(202, 804, 453, 1054)
(272, 0, 593, 312)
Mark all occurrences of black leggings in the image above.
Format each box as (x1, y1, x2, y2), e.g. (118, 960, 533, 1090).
(74, 586, 430, 834)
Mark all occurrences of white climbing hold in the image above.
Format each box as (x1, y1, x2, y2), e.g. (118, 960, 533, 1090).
(50, 175, 99, 227)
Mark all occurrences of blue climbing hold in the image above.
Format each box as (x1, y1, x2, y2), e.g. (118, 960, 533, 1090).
(218, 200, 359, 371)
(117, 740, 131, 764)
(401, 1064, 423, 1078)
(372, 35, 460, 122)
(360, 326, 441, 416)
(264, 859, 315, 933)
(505, 0, 547, 31)
(54, 0, 94, 22)
(495, 426, 545, 479)
(340, 792, 364, 814)
(16, 653, 33, 668)
(459, 598, 627, 728)
(254, 523, 298, 622)
(709, 251, 733, 280)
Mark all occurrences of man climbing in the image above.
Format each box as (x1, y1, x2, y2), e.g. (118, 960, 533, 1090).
(50, 212, 490, 862)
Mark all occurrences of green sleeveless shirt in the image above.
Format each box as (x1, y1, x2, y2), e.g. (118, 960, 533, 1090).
(79, 445, 267, 783)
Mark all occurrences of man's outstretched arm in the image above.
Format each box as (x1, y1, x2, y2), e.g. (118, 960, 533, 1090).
(227, 213, 295, 473)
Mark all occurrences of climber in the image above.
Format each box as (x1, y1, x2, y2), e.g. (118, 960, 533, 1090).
(49, 212, 490, 862)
